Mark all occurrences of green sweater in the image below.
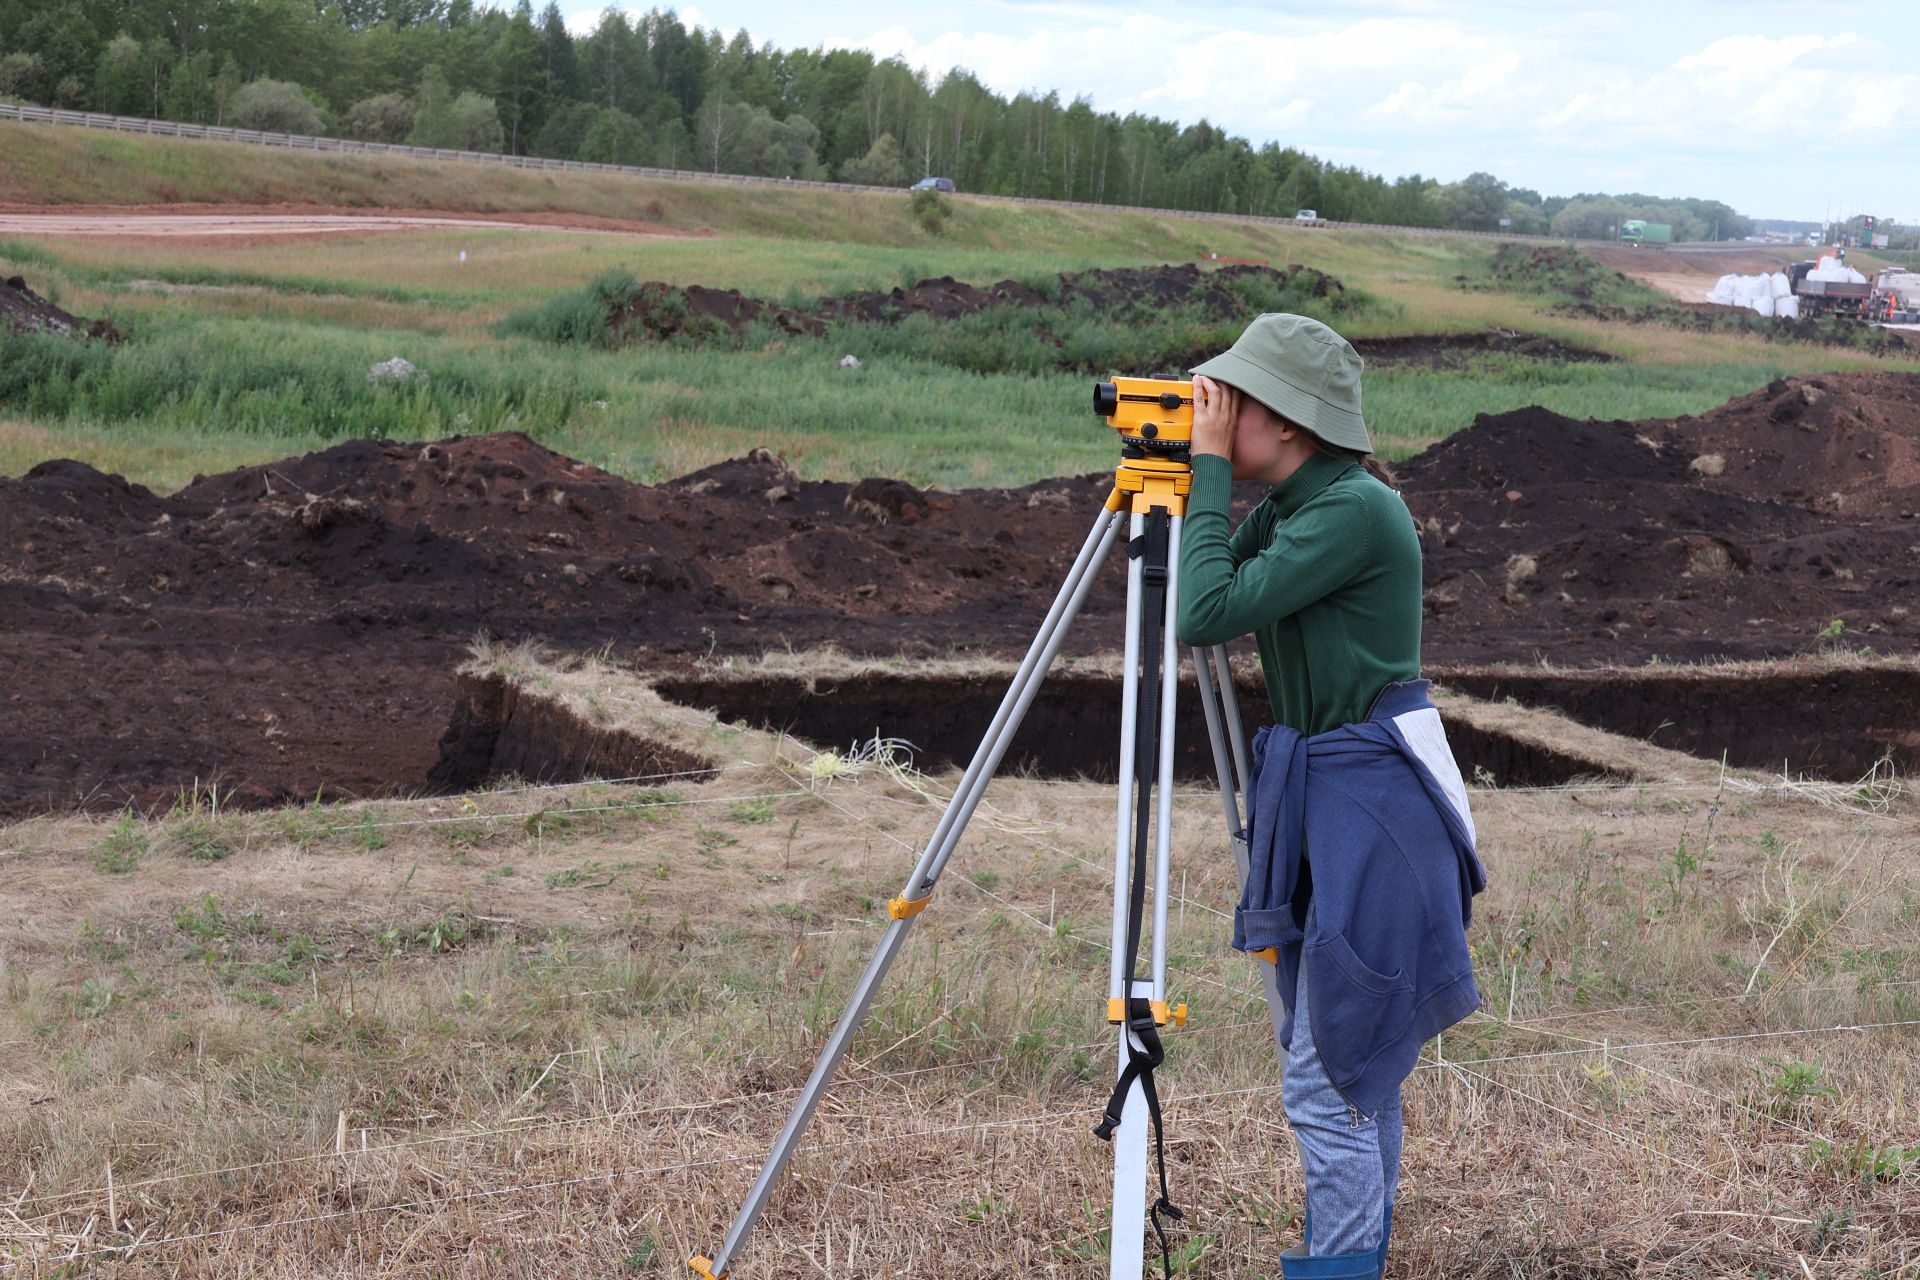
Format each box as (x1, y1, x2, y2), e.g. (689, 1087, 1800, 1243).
(1176, 452, 1423, 735)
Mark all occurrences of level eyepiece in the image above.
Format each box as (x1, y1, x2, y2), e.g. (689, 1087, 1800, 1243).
(1093, 381, 1119, 418)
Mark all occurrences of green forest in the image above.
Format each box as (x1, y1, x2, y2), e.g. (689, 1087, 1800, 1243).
(0, 0, 1755, 240)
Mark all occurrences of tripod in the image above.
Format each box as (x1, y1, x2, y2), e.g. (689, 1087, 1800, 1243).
(690, 447, 1291, 1280)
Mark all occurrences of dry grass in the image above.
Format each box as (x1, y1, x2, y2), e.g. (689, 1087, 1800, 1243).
(2, 653, 1918, 1277)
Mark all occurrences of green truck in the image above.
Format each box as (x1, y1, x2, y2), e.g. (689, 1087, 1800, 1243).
(1620, 220, 1673, 245)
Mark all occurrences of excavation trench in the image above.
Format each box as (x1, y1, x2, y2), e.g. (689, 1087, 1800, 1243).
(648, 670, 1618, 788)
(426, 673, 717, 793)
(1429, 661, 1920, 781)
(403, 659, 1920, 798)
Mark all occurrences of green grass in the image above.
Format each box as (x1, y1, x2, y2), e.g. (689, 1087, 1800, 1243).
(2, 139, 1917, 490)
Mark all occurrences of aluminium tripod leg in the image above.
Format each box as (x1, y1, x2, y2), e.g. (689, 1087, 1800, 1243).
(1190, 645, 1290, 1057)
(1105, 507, 1187, 1280)
(692, 505, 1127, 1280)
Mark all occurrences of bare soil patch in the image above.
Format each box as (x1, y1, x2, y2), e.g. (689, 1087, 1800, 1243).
(0, 273, 120, 340)
(613, 262, 1341, 341)
(3, 369, 1918, 813)
(1404, 371, 1920, 669)
(0, 203, 706, 240)
(1350, 329, 1611, 368)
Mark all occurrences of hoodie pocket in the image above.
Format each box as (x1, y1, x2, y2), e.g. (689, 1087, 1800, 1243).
(1308, 931, 1416, 1066)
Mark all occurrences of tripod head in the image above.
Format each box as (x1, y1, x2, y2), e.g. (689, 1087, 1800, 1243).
(1094, 377, 1194, 461)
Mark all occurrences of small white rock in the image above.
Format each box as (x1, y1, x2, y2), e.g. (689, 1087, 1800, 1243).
(838, 354, 862, 369)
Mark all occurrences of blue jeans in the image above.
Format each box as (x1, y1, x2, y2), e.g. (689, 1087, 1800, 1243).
(1283, 941, 1402, 1256)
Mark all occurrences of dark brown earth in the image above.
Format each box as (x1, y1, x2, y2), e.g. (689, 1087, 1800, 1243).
(1, 274, 121, 341)
(615, 262, 1343, 343)
(1406, 371, 1920, 664)
(1349, 330, 1611, 368)
(3, 370, 1917, 815)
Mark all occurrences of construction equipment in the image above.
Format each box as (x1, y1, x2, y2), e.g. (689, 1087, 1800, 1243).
(1786, 258, 1875, 318)
(1875, 268, 1920, 324)
(688, 379, 1289, 1280)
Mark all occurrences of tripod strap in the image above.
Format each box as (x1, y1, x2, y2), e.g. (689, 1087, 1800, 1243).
(1124, 510, 1170, 972)
(1104, 507, 1183, 1280)
(1093, 999, 1185, 1279)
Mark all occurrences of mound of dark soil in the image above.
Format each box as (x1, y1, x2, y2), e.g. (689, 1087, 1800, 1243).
(5, 370, 1917, 815)
(1401, 372, 1920, 664)
(0, 275, 122, 342)
(0, 434, 1122, 815)
(1351, 330, 1612, 368)
(612, 262, 1342, 344)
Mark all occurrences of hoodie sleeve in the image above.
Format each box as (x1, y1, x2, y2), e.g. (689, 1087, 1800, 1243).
(1178, 458, 1373, 647)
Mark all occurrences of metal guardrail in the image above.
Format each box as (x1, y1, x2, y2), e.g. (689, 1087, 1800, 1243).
(0, 100, 1570, 244)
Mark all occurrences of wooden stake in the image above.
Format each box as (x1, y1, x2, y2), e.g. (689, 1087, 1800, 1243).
(105, 1162, 116, 1236)
(336, 1110, 347, 1155)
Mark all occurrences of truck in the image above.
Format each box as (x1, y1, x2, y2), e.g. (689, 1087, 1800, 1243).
(1619, 220, 1673, 245)
(1786, 258, 1875, 319)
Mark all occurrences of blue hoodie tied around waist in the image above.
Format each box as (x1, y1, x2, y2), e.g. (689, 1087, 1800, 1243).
(1237, 679, 1487, 1119)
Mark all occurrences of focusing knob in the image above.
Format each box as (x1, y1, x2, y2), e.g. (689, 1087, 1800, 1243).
(1159, 391, 1184, 410)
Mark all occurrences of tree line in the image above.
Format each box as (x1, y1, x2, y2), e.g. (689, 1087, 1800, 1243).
(0, 0, 1755, 239)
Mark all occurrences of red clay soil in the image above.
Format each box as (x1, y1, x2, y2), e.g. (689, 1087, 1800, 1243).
(3, 371, 1918, 815)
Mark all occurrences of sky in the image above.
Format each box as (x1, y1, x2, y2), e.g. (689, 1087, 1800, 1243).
(559, 1, 1919, 224)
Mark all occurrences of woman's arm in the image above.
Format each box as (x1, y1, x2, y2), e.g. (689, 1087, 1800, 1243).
(1178, 484, 1373, 647)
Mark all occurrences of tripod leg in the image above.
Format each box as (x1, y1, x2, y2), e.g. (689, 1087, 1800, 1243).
(1106, 506, 1153, 1280)
(1106, 504, 1188, 1280)
(694, 505, 1126, 1280)
(1191, 645, 1289, 1059)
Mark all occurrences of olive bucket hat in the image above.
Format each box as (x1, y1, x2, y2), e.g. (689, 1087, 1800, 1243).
(1191, 313, 1372, 453)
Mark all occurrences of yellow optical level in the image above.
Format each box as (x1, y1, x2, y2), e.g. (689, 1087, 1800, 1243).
(1093, 377, 1195, 452)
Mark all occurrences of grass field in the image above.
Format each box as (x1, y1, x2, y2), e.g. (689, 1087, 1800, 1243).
(5, 118, 1920, 1280)
(3, 651, 1915, 1275)
(3, 120, 1917, 491)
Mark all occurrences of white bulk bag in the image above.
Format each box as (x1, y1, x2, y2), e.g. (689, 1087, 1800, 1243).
(1775, 295, 1799, 319)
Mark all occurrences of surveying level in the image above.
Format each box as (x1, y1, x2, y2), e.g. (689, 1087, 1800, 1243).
(1094, 376, 1195, 455)
(689, 381, 1292, 1280)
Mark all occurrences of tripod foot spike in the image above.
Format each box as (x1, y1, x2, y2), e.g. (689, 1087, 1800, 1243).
(688, 1256, 725, 1280)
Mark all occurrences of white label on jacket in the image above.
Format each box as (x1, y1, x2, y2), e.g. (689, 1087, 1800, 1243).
(1392, 707, 1477, 849)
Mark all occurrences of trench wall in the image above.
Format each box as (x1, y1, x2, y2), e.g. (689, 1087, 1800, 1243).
(427, 673, 714, 792)
(1431, 664, 1920, 781)
(650, 671, 1615, 787)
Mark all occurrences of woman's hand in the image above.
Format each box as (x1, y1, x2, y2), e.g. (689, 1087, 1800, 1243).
(1192, 374, 1237, 462)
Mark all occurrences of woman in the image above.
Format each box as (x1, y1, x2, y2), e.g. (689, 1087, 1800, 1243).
(1176, 313, 1487, 1280)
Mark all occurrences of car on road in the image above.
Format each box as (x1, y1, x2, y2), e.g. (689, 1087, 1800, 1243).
(910, 176, 956, 193)
(1293, 208, 1326, 227)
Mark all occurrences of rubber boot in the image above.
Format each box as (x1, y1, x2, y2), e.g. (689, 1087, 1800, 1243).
(1278, 1244, 1380, 1280)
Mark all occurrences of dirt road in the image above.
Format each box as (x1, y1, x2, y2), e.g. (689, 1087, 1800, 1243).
(0, 203, 703, 239)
